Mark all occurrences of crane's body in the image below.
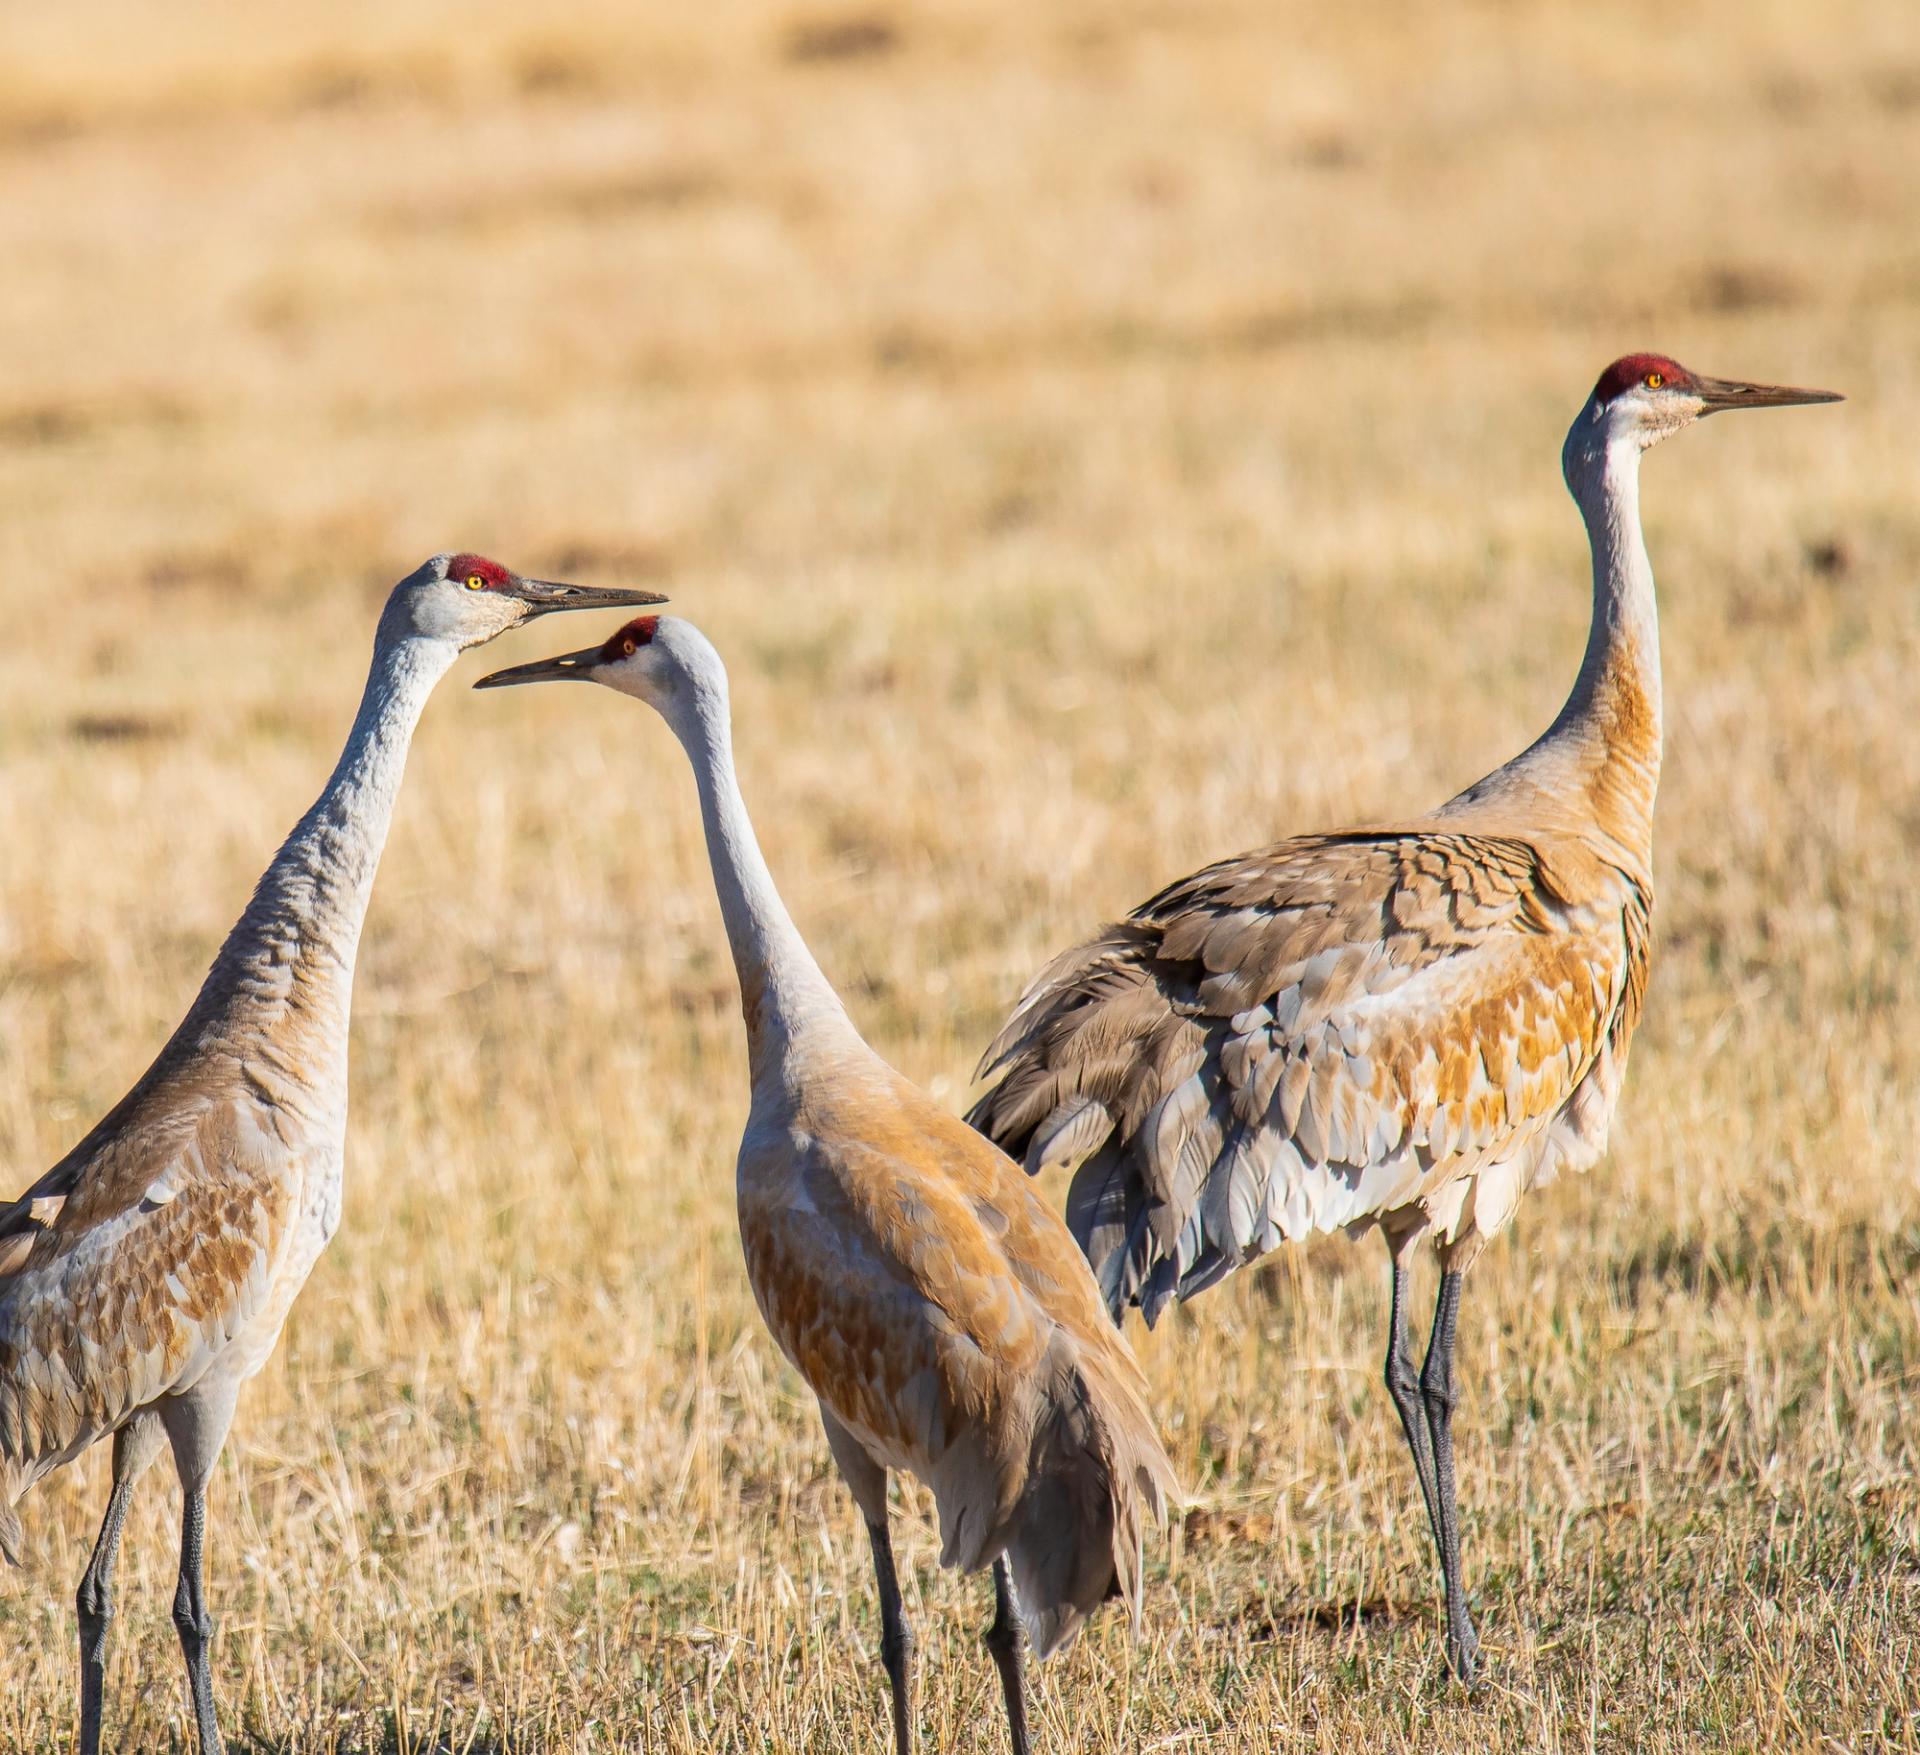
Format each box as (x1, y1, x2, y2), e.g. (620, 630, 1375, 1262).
(968, 357, 1840, 1681)
(0, 631, 437, 1538)
(0, 554, 663, 1755)
(479, 617, 1175, 1755)
(987, 823, 1651, 1308)
(740, 1045, 1170, 1663)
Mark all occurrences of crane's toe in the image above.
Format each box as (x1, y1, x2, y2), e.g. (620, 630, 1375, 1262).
(1445, 1612, 1483, 1688)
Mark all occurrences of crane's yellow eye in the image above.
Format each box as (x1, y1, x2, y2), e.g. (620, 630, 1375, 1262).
(621, 638, 638, 656)
(465, 573, 486, 590)
(1644, 371, 1664, 389)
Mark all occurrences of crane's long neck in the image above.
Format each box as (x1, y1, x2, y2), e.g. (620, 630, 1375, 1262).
(1471, 418, 1663, 869)
(198, 625, 456, 1092)
(663, 671, 856, 1085)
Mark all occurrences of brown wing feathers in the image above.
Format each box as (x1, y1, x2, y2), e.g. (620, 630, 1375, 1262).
(971, 828, 1644, 1323)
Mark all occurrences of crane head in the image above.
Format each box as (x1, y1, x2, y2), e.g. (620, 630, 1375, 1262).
(386, 552, 668, 649)
(474, 613, 727, 723)
(1577, 353, 1842, 453)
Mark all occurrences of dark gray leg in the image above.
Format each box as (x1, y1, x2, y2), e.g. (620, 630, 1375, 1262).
(170, 1485, 225, 1755)
(76, 1478, 138, 1754)
(76, 1415, 163, 1755)
(863, 1515, 915, 1755)
(983, 1557, 1031, 1755)
(1421, 1268, 1480, 1684)
(1383, 1244, 1444, 1557)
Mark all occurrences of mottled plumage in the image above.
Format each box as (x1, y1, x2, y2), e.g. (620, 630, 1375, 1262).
(0, 554, 664, 1755)
(741, 1048, 1172, 1659)
(975, 825, 1652, 1320)
(1, 1096, 304, 1536)
(969, 357, 1838, 1682)
(479, 615, 1176, 1753)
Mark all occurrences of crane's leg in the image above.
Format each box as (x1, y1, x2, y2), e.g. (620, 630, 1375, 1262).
(983, 1556, 1031, 1755)
(820, 1405, 914, 1755)
(76, 1413, 166, 1755)
(1381, 1231, 1443, 1556)
(1421, 1268, 1480, 1684)
(171, 1483, 225, 1755)
(864, 1514, 916, 1755)
(161, 1385, 235, 1755)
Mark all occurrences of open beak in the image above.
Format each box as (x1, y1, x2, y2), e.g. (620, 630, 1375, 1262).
(508, 578, 668, 619)
(1695, 375, 1844, 415)
(474, 644, 605, 689)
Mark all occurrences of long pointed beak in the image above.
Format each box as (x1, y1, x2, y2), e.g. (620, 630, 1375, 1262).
(474, 644, 605, 689)
(1695, 375, 1844, 415)
(509, 578, 668, 619)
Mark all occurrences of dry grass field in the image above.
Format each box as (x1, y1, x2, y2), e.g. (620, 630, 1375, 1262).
(1, 1, 1917, 1748)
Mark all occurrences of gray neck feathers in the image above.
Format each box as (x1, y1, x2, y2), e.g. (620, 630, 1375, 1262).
(1556, 419, 1664, 763)
(198, 627, 455, 1077)
(1454, 408, 1663, 861)
(663, 665, 854, 1080)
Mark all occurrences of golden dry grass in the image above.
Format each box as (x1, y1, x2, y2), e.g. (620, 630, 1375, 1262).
(1, 1, 1917, 1749)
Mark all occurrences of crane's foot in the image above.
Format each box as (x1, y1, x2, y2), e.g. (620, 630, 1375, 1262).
(1444, 1609, 1482, 1689)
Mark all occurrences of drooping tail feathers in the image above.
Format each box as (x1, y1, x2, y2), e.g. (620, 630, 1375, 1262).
(1001, 1342, 1178, 1660)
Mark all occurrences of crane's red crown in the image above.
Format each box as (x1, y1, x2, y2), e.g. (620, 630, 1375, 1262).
(602, 615, 660, 660)
(447, 553, 513, 588)
(1591, 354, 1696, 404)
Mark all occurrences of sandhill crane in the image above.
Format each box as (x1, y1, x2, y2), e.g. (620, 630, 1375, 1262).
(966, 357, 1840, 1682)
(0, 554, 664, 1755)
(478, 616, 1176, 1755)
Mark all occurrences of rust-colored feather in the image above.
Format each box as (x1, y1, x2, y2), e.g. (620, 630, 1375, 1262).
(613, 618, 1177, 1671)
(739, 1052, 1176, 1655)
(1, 1096, 301, 1500)
(972, 823, 1653, 1318)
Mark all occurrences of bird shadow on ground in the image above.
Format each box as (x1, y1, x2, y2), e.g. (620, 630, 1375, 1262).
(1243, 1594, 1422, 1638)
(225, 1737, 499, 1755)
(222, 1723, 513, 1755)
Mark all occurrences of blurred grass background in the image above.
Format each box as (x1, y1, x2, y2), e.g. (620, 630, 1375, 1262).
(0, 1, 1916, 1748)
